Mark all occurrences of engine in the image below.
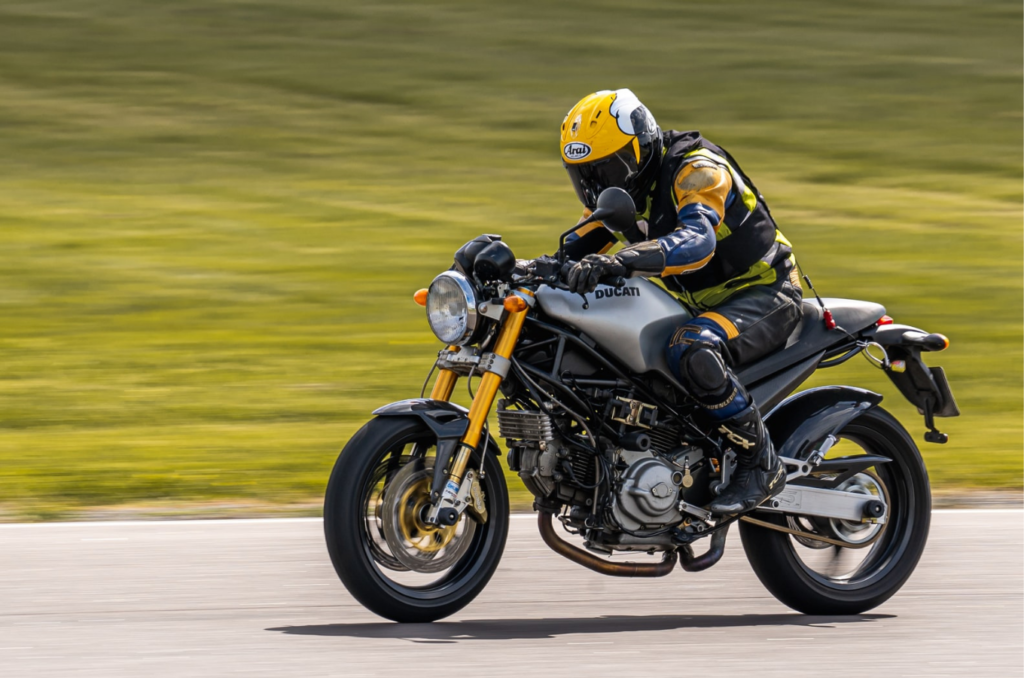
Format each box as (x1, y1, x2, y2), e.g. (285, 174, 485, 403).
(613, 451, 684, 531)
(498, 405, 597, 508)
(498, 403, 711, 535)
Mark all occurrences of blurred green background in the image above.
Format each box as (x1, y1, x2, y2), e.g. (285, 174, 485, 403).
(1, 0, 1020, 520)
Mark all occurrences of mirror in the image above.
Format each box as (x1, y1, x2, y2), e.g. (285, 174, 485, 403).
(587, 187, 636, 233)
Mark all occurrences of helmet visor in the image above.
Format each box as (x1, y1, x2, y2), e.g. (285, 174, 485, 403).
(564, 142, 639, 210)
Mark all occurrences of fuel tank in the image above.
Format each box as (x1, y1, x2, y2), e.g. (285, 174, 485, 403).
(535, 279, 692, 380)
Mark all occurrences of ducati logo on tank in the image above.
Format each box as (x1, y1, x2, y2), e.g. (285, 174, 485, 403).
(563, 142, 591, 160)
(594, 287, 639, 299)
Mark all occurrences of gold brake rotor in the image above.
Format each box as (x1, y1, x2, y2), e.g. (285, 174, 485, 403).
(395, 475, 458, 553)
(381, 460, 478, 573)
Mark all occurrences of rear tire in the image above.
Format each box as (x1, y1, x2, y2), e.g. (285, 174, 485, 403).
(740, 406, 930, 615)
(324, 416, 509, 623)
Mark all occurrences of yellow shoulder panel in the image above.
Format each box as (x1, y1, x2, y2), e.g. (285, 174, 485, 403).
(673, 161, 733, 224)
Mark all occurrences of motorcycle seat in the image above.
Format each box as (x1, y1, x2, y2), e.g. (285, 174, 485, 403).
(737, 297, 886, 386)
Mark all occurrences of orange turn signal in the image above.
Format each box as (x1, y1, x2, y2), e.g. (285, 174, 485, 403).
(937, 334, 950, 350)
(413, 288, 429, 307)
(503, 295, 529, 313)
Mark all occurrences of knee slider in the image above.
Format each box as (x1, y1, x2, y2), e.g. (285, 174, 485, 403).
(681, 345, 729, 396)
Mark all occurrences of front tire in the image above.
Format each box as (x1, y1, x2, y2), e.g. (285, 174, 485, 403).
(324, 416, 509, 622)
(740, 406, 931, 615)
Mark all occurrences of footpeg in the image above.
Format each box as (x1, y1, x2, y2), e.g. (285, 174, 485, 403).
(677, 500, 712, 522)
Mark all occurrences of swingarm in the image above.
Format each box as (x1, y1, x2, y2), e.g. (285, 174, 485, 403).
(757, 483, 886, 524)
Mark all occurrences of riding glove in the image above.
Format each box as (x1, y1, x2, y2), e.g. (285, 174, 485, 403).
(563, 254, 627, 294)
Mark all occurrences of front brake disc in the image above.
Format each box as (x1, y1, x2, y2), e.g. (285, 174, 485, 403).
(380, 460, 476, 573)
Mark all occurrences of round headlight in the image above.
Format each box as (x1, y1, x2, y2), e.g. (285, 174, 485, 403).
(426, 271, 478, 345)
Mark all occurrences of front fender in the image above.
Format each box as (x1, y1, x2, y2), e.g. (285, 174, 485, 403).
(372, 398, 499, 502)
(373, 398, 470, 441)
(764, 386, 883, 460)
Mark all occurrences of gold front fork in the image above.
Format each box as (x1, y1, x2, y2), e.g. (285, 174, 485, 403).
(429, 347, 459, 401)
(446, 303, 529, 487)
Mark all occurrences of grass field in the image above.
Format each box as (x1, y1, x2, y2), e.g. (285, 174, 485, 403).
(0, 0, 1020, 519)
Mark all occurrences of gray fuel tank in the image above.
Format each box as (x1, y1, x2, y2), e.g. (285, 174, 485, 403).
(535, 279, 692, 380)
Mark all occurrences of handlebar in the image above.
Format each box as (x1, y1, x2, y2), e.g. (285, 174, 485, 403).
(508, 256, 630, 309)
(607, 276, 627, 289)
(517, 256, 627, 289)
(522, 271, 627, 293)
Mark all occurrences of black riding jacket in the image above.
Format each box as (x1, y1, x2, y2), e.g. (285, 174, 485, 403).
(564, 131, 796, 310)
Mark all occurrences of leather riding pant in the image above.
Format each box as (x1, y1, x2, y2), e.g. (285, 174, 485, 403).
(666, 278, 803, 427)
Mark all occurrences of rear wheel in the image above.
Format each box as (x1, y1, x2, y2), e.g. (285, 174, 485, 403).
(324, 416, 509, 622)
(740, 406, 930, 614)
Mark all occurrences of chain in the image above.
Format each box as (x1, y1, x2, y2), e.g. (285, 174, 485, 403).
(739, 515, 884, 550)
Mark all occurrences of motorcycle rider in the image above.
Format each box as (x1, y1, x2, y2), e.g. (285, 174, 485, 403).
(560, 89, 802, 514)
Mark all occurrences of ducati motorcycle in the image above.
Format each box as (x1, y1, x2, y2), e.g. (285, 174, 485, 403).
(324, 188, 959, 623)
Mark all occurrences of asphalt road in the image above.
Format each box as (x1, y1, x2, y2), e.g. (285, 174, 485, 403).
(1, 510, 1020, 678)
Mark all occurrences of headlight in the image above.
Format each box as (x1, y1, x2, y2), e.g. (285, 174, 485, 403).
(426, 271, 478, 345)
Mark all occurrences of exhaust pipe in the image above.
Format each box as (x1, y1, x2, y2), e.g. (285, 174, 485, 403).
(537, 512, 677, 577)
(678, 523, 730, 572)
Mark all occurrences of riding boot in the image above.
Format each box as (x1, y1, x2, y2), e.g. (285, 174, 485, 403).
(707, 404, 786, 515)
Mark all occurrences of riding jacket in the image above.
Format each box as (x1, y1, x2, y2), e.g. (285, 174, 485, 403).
(564, 131, 797, 310)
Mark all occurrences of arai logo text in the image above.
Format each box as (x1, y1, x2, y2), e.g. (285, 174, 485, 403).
(563, 142, 591, 160)
(594, 287, 640, 300)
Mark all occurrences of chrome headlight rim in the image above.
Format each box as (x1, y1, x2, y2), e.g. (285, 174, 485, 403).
(426, 270, 479, 346)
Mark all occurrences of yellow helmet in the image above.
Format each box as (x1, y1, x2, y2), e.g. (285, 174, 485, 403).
(560, 89, 663, 210)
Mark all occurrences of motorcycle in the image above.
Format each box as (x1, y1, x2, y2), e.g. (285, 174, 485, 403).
(323, 188, 959, 623)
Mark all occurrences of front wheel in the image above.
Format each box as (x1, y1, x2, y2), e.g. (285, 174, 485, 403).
(324, 416, 509, 623)
(740, 406, 931, 615)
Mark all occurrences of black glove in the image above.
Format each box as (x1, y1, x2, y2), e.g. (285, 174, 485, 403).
(562, 254, 628, 294)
